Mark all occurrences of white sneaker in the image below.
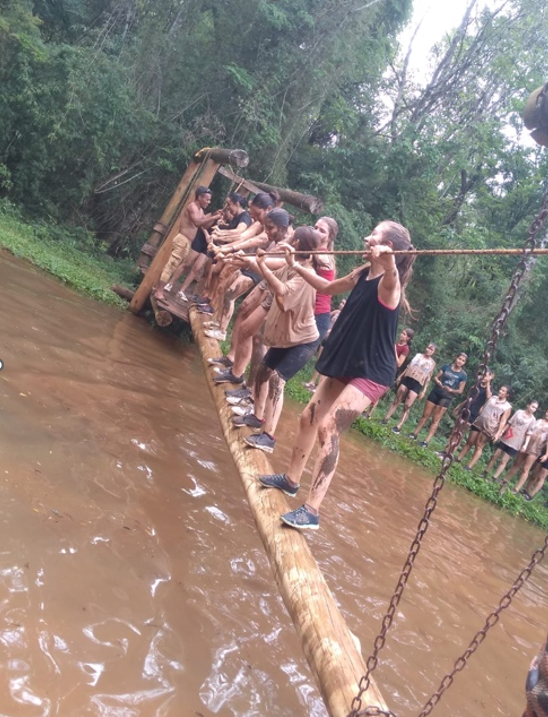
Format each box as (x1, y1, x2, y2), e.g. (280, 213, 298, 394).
(203, 320, 220, 329)
(177, 290, 187, 301)
(164, 283, 172, 292)
(231, 404, 253, 417)
(204, 329, 226, 341)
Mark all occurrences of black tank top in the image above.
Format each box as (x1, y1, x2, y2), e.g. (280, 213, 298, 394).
(316, 270, 400, 386)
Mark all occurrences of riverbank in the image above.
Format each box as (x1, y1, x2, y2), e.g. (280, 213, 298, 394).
(286, 374, 548, 532)
(1, 204, 547, 532)
(0, 201, 138, 307)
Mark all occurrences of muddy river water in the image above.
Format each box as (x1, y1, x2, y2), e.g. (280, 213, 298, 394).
(0, 249, 547, 717)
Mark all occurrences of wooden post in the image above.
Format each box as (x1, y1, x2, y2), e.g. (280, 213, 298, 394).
(129, 156, 222, 314)
(188, 308, 388, 717)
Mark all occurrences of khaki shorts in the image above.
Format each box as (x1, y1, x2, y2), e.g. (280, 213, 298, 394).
(160, 233, 190, 282)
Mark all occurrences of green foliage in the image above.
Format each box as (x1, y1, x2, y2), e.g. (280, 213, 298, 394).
(0, 200, 139, 305)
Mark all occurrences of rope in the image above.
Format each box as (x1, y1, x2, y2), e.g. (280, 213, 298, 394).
(261, 247, 548, 257)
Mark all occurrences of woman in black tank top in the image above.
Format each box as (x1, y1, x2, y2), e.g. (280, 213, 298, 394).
(257, 221, 415, 530)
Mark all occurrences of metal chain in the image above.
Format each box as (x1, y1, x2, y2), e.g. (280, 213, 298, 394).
(416, 535, 548, 717)
(348, 184, 548, 717)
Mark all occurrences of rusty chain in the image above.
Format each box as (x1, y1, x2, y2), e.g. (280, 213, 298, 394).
(348, 184, 548, 717)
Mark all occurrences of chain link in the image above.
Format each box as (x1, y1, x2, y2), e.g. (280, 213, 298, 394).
(348, 185, 548, 717)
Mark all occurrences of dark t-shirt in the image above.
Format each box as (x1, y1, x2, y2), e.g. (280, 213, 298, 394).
(229, 210, 252, 230)
(439, 363, 467, 392)
(316, 270, 400, 386)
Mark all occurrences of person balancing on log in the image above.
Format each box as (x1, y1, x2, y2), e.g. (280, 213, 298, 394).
(257, 221, 416, 530)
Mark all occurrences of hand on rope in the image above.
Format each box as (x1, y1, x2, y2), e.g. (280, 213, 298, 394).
(347, 186, 548, 717)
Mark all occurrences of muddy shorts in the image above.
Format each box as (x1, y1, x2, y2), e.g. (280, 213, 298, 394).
(264, 341, 318, 382)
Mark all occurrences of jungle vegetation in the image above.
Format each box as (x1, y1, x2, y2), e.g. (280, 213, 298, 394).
(2, 0, 548, 402)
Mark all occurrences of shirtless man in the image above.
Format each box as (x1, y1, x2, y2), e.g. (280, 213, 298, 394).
(154, 186, 222, 300)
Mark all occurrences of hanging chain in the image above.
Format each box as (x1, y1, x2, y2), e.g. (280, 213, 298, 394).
(348, 184, 548, 717)
(416, 535, 548, 717)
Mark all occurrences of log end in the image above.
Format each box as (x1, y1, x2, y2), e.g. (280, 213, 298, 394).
(111, 284, 135, 302)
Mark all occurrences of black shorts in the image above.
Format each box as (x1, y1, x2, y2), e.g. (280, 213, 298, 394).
(401, 376, 422, 394)
(263, 341, 318, 382)
(240, 268, 262, 286)
(427, 386, 452, 408)
(191, 229, 208, 255)
(497, 441, 518, 458)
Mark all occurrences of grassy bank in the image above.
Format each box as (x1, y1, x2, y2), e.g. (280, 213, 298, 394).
(286, 368, 548, 532)
(0, 201, 139, 307)
(2, 204, 547, 531)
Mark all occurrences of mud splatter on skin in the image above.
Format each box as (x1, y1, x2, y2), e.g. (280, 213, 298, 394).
(313, 434, 339, 493)
(334, 406, 361, 433)
(309, 402, 316, 426)
(267, 371, 282, 401)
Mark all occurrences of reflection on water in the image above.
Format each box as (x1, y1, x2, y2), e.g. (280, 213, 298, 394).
(0, 249, 546, 716)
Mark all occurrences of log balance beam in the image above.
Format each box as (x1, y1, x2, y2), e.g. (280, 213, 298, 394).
(188, 306, 387, 717)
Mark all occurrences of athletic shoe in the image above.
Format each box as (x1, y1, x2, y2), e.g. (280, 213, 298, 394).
(231, 404, 253, 417)
(164, 283, 173, 292)
(435, 451, 446, 458)
(381, 419, 389, 426)
(521, 491, 533, 501)
(244, 432, 276, 453)
(213, 369, 244, 384)
(207, 356, 233, 368)
(189, 294, 209, 304)
(203, 320, 221, 329)
(281, 505, 319, 531)
(196, 304, 214, 315)
(408, 433, 417, 440)
(258, 473, 300, 496)
(391, 426, 400, 434)
(225, 387, 251, 400)
(225, 395, 253, 407)
(418, 441, 428, 448)
(204, 328, 227, 341)
(176, 290, 187, 301)
(232, 413, 264, 429)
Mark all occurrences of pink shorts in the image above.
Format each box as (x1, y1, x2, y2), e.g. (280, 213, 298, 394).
(336, 376, 390, 403)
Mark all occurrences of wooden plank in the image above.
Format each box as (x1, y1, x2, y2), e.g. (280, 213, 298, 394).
(188, 307, 387, 717)
(129, 157, 221, 314)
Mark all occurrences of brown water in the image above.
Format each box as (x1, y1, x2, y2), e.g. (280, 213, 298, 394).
(0, 249, 546, 717)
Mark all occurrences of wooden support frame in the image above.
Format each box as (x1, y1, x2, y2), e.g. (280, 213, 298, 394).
(189, 308, 387, 717)
(130, 149, 239, 314)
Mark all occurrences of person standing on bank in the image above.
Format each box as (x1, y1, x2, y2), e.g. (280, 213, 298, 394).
(409, 353, 468, 448)
(257, 221, 415, 530)
(458, 385, 512, 470)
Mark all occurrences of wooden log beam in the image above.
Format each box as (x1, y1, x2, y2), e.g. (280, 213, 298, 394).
(188, 307, 387, 717)
(194, 147, 249, 168)
(217, 166, 324, 215)
(111, 284, 135, 302)
(129, 156, 221, 314)
(150, 296, 172, 327)
(253, 180, 324, 214)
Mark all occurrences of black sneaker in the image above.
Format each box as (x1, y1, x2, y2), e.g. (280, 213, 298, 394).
(408, 433, 417, 440)
(281, 504, 319, 531)
(189, 294, 209, 305)
(258, 473, 300, 496)
(207, 356, 233, 368)
(391, 426, 400, 434)
(232, 413, 264, 429)
(244, 432, 276, 453)
(214, 369, 244, 384)
(196, 304, 214, 315)
(418, 440, 428, 448)
(225, 387, 251, 400)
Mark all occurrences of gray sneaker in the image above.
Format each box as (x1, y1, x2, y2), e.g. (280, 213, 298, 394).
(281, 504, 319, 531)
(214, 369, 244, 384)
(244, 432, 276, 453)
(232, 413, 264, 429)
(207, 356, 233, 368)
(258, 473, 300, 496)
(225, 387, 251, 400)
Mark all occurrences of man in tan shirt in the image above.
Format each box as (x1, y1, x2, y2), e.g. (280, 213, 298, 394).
(154, 186, 222, 300)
